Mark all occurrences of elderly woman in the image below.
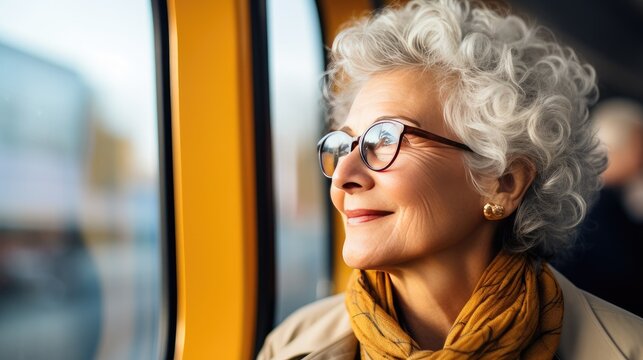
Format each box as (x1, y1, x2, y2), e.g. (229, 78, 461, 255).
(259, 0, 643, 359)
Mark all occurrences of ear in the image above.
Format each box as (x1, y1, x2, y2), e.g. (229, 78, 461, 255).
(484, 160, 536, 219)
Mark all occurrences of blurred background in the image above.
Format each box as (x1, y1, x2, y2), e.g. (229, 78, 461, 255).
(0, 1, 161, 359)
(0, 0, 641, 359)
(503, 0, 643, 316)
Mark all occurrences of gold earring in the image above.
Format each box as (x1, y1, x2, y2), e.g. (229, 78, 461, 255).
(483, 203, 504, 220)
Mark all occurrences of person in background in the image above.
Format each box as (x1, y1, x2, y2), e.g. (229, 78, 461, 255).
(555, 98, 643, 317)
(259, 1, 643, 359)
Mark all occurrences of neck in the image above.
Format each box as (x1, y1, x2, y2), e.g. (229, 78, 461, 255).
(387, 239, 498, 350)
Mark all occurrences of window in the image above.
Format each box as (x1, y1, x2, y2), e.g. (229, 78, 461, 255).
(0, 1, 163, 358)
(267, 0, 330, 322)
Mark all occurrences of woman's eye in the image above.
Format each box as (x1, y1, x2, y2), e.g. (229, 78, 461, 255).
(379, 133, 396, 146)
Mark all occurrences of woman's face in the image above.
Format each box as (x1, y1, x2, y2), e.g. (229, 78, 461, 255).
(331, 70, 493, 270)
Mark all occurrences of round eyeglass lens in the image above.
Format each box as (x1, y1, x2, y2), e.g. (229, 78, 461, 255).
(320, 131, 352, 176)
(362, 121, 403, 170)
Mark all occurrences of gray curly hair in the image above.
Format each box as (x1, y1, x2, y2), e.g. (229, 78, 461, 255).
(324, 0, 607, 259)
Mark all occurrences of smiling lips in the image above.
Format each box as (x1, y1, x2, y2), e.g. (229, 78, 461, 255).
(344, 209, 394, 224)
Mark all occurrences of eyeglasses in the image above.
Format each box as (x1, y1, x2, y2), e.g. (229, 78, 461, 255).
(317, 118, 473, 178)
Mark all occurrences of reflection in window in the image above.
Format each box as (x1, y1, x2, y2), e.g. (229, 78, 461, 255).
(0, 1, 161, 359)
(267, 0, 329, 323)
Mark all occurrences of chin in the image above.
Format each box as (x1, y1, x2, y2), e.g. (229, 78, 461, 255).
(342, 237, 382, 270)
(342, 251, 365, 269)
(342, 240, 366, 269)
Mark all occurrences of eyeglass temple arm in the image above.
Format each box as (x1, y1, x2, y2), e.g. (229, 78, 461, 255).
(404, 127, 474, 153)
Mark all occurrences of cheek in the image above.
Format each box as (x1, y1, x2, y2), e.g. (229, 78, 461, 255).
(390, 153, 481, 224)
(390, 152, 459, 204)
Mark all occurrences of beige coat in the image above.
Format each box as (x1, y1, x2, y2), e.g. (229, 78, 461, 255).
(258, 267, 643, 360)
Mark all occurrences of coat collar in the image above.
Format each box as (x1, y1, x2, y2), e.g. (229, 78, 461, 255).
(303, 332, 357, 360)
(551, 266, 627, 360)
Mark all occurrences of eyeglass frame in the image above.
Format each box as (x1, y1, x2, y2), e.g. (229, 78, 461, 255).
(317, 117, 475, 178)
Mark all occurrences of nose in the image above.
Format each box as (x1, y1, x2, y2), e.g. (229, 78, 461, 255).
(331, 143, 375, 194)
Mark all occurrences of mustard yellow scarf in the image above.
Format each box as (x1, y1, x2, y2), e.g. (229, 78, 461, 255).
(345, 251, 563, 359)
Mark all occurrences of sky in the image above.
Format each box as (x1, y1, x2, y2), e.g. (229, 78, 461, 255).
(0, 0, 158, 175)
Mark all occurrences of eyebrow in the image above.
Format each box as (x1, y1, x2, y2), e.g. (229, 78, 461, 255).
(337, 115, 423, 134)
(376, 115, 422, 127)
(337, 125, 352, 133)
